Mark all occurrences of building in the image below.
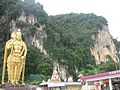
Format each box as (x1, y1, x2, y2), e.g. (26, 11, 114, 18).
(80, 70, 120, 90)
(39, 82, 81, 90)
(38, 70, 81, 90)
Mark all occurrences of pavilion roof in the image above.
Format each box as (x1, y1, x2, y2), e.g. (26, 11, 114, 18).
(80, 70, 120, 80)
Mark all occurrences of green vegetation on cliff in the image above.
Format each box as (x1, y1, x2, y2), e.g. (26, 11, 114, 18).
(45, 13, 112, 80)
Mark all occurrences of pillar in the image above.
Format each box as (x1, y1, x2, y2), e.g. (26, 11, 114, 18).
(109, 78, 112, 90)
(85, 81, 89, 90)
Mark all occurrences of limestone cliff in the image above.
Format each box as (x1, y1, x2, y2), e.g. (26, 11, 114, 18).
(91, 25, 117, 64)
(10, 10, 47, 54)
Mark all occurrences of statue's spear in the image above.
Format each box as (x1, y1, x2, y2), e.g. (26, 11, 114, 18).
(2, 46, 7, 84)
(22, 57, 26, 84)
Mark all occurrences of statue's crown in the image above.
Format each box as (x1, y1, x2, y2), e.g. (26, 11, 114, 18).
(17, 29, 21, 32)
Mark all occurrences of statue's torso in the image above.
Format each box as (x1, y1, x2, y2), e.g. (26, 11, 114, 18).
(13, 41, 23, 56)
(8, 40, 24, 63)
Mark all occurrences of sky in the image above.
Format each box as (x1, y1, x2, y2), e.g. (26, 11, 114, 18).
(36, 0, 120, 41)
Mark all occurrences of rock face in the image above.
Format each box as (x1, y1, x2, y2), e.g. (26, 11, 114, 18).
(10, 11, 47, 54)
(91, 25, 117, 64)
(31, 26, 47, 53)
(18, 11, 37, 24)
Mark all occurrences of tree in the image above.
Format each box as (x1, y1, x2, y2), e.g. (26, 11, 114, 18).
(26, 45, 53, 83)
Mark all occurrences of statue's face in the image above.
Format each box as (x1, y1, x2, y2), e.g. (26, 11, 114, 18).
(16, 32, 22, 40)
(11, 32, 16, 40)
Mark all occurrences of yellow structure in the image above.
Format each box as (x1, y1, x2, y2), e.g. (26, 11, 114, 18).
(67, 85, 81, 90)
(2, 29, 27, 84)
(39, 82, 82, 90)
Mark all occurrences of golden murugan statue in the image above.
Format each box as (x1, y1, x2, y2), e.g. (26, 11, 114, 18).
(2, 29, 27, 84)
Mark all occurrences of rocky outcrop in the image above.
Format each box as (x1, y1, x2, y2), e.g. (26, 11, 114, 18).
(18, 11, 37, 24)
(10, 11, 47, 54)
(31, 26, 47, 54)
(91, 25, 117, 64)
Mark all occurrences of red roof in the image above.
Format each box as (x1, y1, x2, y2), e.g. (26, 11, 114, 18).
(80, 70, 120, 80)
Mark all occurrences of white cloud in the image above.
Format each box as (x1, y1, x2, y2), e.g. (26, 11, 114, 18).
(36, 0, 120, 41)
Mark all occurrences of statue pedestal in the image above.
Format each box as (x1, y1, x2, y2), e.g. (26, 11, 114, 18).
(0, 83, 36, 90)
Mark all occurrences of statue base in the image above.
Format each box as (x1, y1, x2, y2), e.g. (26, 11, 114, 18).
(0, 83, 36, 90)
